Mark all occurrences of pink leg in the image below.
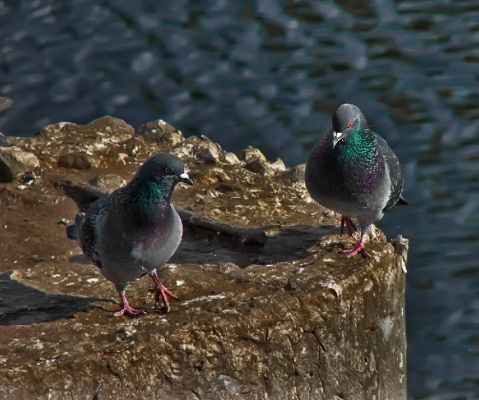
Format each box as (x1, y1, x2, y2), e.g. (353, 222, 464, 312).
(341, 240, 370, 258)
(340, 216, 346, 236)
(340, 216, 357, 236)
(114, 288, 145, 317)
(346, 218, 357, 235)
(149, 271, 179, 312)
(341, 226, 371, 258)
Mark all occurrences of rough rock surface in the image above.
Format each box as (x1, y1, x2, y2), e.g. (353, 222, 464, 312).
(0, 146, 40, 182)
(0, 117, 408, 400)
(0, 132, 11, 147)
(89, 173, 127, 192)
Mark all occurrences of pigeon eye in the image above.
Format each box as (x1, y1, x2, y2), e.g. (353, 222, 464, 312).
(163, 167, 173, 174)
(347, 122, 353, 128)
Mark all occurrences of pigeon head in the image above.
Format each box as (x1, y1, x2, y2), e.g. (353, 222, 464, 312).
(131, 153, 193, 207)
(332, 103, 367, 132)
(118, 154, 192, 224)
(137, 153, 193, 187)
(331, 104, 368, 148)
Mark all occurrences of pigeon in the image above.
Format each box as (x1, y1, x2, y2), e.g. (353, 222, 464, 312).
(74, 153, 193, 316)
(305, 103, 406, 257)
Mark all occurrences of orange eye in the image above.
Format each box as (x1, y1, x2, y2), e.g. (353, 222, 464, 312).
(163, 167, 173, 174)
(348, 122, 353, 128)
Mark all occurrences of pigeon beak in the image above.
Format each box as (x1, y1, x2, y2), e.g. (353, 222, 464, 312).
(332, 131, 344, 148)
(179, 172, 193, 186)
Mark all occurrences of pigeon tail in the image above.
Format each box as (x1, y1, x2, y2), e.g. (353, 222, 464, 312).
(397, 195, 409, 206)
(66, 212, 85, 240)
(59, 180, 105, 212)
(66, 224, 78, 240)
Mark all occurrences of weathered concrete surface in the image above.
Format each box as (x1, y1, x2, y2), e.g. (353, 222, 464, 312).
(0, 117, 408, 400)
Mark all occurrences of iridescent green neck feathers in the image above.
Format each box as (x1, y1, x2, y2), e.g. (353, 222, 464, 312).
(337, 127, 376, 167)
(127, 177, 174, 216)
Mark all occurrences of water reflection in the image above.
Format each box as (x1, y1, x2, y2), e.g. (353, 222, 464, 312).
(1, 1, 478, 398)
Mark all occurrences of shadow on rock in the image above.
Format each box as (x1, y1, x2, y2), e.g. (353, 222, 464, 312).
(172, 224, 335, 267)
(59, 180, 337, 268)
(67, 222, 336, 269)
(0, 272, 91, 325)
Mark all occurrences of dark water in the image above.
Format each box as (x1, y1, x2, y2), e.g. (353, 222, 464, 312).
(1, 1, 478, 398)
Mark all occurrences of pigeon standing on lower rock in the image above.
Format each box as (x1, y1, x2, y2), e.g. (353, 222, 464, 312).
(75, 153, 193, 316)
(305, 103, 406, 257)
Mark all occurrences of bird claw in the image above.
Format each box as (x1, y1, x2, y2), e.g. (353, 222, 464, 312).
(149, 285, 180, 313)
(114, 305, 145, 317)
(341, 242, 371, 258)
(340, 216, 357, 237)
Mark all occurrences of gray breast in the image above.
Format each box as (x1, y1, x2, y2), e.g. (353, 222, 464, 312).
(305, 132, 360, 214)
(97, 204, 183, 287)
(130, 204, 183, 269)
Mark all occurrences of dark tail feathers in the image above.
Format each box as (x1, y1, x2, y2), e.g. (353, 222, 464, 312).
(66, 212, 85, 240)
(66, 224, 78, 240)
(397, 195, 409, 206)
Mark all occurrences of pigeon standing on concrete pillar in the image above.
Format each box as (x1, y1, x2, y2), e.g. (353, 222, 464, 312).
(75, 153, 193, 316)
(305, 103, 406, 257)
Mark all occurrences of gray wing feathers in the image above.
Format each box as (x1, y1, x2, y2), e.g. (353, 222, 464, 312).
(375, 134, 403, 210)
(79, 197, 108, 268)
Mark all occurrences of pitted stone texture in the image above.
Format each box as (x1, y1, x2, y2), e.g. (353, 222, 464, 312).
(58, 151, 100, 169)
(0, 115, 407, 400)
(137, 119, 185, 147)
(281, 164, 306, 183)
(0, 146, 40, 182)
(90, 174, 127, 192)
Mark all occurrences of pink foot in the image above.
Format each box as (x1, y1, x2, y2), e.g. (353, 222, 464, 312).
(114, 304, 145, 317)
(340, 216, 357, 236)
(150, 274, 180, 312)
(341, 241, 371, 258)
(114, 289, 145, 317)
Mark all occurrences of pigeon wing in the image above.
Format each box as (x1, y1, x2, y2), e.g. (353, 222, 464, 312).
(375, 133, 404, 211)
(79, 197, 108, 269)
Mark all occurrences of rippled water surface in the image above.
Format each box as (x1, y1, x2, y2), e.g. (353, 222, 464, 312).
(1, 1, 479, 398)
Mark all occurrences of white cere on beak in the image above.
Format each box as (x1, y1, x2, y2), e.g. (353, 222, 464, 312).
(180, 172, 190, 180)
(332, 131, 344, 148)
